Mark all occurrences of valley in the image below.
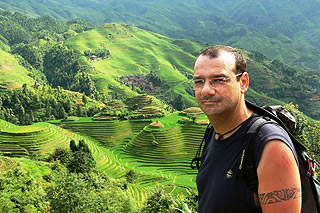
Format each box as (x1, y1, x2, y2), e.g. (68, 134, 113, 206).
(0, 2, 319, 211)
(0, 104, 208, 207)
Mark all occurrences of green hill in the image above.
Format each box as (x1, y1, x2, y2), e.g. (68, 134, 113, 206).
(0, 102, 317, 211)
(53, 113, 207, 198)
(0, 114, 206, 207)
(1, 0, 320, 70)
(0, 121, 75, 156)
(0, 9, 318, 119)
(0, 49, 35, 90)
(65, 24, 320, 119)
(66, 23, 205, 107)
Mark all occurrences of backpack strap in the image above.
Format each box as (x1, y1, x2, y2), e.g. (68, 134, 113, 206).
(245, 100, 307, 152)
(191, 123, 213, 170)
(236, 116, 278, 192)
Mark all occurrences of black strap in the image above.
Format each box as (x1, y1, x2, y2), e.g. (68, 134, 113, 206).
(216, 119, 248, 140)
(236, 116, 278, 192)
(245, 100, 306, 152)
(191, 124, 213, 170)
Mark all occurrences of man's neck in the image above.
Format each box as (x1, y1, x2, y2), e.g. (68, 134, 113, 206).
(208, 102, 253, 139)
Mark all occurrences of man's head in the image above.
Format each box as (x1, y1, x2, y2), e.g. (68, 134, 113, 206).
(197, 45, 247, 78)
(193, 45, 249, 118)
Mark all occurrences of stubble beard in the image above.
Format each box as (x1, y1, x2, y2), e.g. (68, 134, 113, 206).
(198, 96, 235, 117)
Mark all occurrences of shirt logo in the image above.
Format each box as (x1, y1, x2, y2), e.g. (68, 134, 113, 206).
(226, 170, 233, 179)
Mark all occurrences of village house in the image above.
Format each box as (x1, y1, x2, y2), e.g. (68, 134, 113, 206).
(90, 55, 97, 61)
(119, 75, 161, 94)
(308, 93, 320, 101)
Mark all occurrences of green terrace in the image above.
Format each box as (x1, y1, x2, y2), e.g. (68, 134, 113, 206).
(59, 112, 207, 188)
(0, 123, 71, 156)
(0, 107, 208, 205)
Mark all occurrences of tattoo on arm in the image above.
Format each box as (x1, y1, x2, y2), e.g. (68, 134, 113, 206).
(258, 188, 301, 205)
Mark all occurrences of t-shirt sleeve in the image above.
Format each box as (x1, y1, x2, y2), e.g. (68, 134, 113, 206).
(253, 123, 298, 168)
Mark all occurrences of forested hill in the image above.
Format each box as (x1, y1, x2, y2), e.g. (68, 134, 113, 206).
(1, 0, 320, 71)
(0, 9, 319, 122)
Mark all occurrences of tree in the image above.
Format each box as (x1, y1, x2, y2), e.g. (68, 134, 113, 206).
(285, 103, 320, 162)
(67, 150, 95, 174)
(182, 189, 198, 213)
(125, 169, 139, 184)
(0, 165, 49, 212)
(82, 94, 88, 104)
(58, 107, 67, 119)
(70, 139, 78, 152)
(141, 188, 176, 213)
(171, 94, 186, 111)
(78, 139, 90, 154)
(76, 104, 83, 117)
(186, 113, 200, 122)
(47, 170, 135, 212)
(43, 43, 83, 89)
(50, 140, 95, 173)
(49, 147, 72, 166)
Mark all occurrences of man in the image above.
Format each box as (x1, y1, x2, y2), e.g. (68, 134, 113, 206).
(192, 45, 301, 212)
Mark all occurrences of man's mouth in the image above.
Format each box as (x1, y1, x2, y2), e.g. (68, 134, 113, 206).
(200, 97, 222, 104)
(202, 100, 218, 104)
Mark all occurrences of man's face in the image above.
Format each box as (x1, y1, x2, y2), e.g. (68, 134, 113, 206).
(193, 52, 243, 117)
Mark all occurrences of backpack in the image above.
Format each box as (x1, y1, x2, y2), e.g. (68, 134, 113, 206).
(191, 100, 320, 212)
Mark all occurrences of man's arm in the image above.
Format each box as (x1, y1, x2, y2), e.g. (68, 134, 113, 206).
(257, 140, 301, 212)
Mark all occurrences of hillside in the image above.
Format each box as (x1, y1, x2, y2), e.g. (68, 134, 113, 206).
(65, 23, 320, 119)
(0, 8, 319, 119)
(0, 100, 319, 211)
(0, 49, 35, 90)
(65, 23, 205, 107)
(1, 0, 320, 71)
(0, 112, 208, 210)
(0, 3, 319, 211)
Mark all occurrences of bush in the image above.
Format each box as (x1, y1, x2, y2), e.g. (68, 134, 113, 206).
(125, 169, 139, 184)
(0, 164, 49, 212)
(67, 151, 96, 173)
(141, 187, 176, 213)
(49, 140, 96, 173)
(47, 170, 135, 212)
(48, 147, 72, 165)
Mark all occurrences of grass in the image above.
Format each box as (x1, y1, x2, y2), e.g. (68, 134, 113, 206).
(0, 107, 208, 205)
(0, 121, 74, 156)
(0, 49, 35, 90)
(1, 126, 45, 134)
(50, 112, 206, 201)
(66, 23, 201, 107)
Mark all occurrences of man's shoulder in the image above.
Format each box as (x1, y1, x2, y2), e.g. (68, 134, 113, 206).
(249, 116, 297, 166)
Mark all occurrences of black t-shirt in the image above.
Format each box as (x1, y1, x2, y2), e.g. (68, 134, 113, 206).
(196, 114, 297, 213)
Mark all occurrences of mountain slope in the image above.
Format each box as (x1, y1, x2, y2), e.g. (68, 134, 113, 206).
(65, 23, 206, 107)
(0, 9, 318, 119)
(0, 49, 34, 90)
(0, 0, 105, 24)
(1, 0, 320, 70)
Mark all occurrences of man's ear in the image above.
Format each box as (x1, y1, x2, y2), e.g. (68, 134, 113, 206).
(240, 72, 249, 93)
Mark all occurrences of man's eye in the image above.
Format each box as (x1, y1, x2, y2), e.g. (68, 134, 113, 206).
(194, 80, 204, 84)
(212, 78, 226, 83)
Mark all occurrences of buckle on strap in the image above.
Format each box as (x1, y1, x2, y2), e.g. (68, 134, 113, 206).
(191, 157, 201, 170)
(307, 158, 319, 177)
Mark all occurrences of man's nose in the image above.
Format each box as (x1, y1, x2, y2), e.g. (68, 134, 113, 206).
(201, 80, 216, 96)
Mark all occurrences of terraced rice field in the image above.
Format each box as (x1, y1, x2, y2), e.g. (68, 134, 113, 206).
(123, 122, 205, 187)
(60, 117, 206, 196)
(0, 115, 207, 206)
(0, 121, 78, 156)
